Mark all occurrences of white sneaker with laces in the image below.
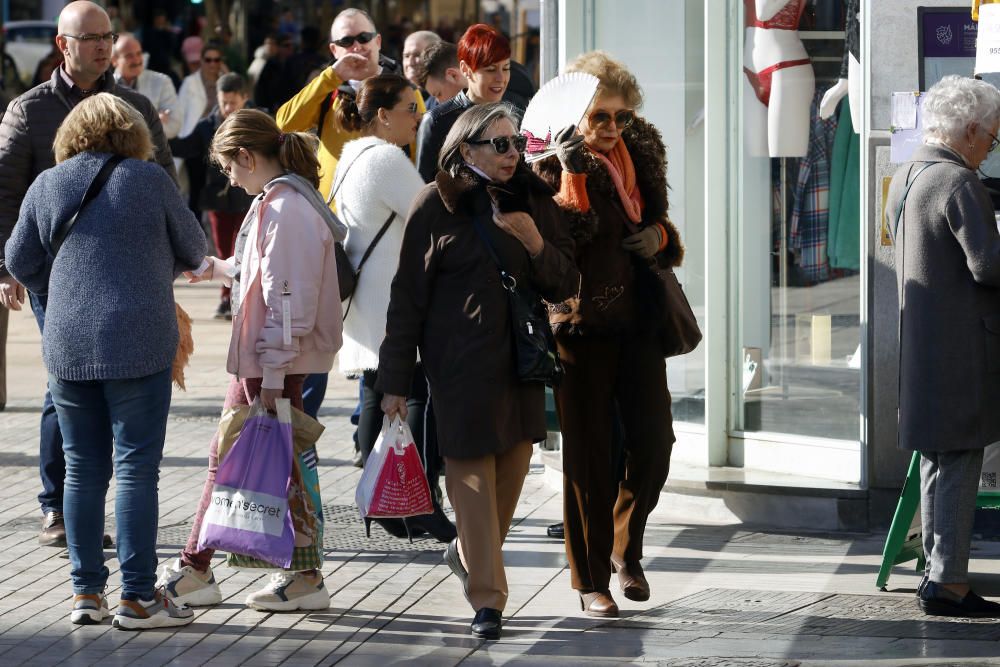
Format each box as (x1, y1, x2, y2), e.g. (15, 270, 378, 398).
(245, 571, 330, 611)
(156, 557, 222, 607)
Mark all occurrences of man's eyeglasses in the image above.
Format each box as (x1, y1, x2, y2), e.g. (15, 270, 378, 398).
(467, 134, 528, 155)
(62, 32, 118, 44)
(332, 31, 377, 48)
(588, 108, 635, 130)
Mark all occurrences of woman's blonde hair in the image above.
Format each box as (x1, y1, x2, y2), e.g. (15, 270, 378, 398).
(53, 93, 153, 163)
(210, 109, 321, 189)
(565, 50, 643, 109)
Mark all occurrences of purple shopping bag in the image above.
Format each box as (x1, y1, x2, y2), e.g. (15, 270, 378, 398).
(196, 398, 295, 568)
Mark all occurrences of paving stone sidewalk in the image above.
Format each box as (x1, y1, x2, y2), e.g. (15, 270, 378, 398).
(2, 284, 1000, 666)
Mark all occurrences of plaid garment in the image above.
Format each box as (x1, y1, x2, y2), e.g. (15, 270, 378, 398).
(788, 87, 839, 285)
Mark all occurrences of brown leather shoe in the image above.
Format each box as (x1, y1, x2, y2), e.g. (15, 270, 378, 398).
(39, 511, 66, 547)
(611, 555, 650, 602)
(579, 590, 619, 618)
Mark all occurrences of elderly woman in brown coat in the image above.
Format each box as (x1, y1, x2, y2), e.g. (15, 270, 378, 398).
(887, 74, 1000, 618)
(533, 51, 683, 618)
(377, 102, 579, 640)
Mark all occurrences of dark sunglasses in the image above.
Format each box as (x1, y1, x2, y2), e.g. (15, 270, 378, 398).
(203, 56, 223, 63)
(589, 108, 635, 130)
(332, 31, 377, 48)
(467, 134, 527, 154)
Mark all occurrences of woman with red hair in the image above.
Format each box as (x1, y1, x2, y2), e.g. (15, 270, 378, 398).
(415, 23, 515, 182)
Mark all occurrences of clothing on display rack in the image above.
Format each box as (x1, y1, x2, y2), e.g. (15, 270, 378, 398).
(787, 85, 839, 285)
(828, 98, 860, 271)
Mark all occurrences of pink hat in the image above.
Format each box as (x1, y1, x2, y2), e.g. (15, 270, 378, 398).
(181, 36, 203, 63)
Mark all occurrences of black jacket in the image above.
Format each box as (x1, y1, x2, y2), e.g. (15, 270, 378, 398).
(415, 91, 474, 183)
(169, 108, 256, 214)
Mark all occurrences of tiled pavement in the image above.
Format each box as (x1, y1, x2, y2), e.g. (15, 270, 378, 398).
(2, 284, 1000, 666)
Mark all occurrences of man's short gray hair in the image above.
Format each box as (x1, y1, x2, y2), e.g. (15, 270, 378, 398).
(331, 8, 376, 37)
(438, 102, 520, 175)
(922, 75, 1000, 144)
(405, 30, 441, 48)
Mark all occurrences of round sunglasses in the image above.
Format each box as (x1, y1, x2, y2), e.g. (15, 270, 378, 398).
(588, 108, 635, 130)
(466, 134, 528, 154)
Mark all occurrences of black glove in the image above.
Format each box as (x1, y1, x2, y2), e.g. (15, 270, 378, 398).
(554, 125, 586, 174)
(621, 225, 662, 258)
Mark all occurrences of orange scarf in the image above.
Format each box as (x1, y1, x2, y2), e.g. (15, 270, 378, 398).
(591, 139, 644, 223)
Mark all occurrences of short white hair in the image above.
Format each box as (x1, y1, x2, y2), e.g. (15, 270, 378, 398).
(922, 75, 1000, 144)
(405, 30, 441, 48)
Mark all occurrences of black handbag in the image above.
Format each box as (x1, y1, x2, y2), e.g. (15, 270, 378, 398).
(625, 220, 701, 358)
(471, 212, 563, 386)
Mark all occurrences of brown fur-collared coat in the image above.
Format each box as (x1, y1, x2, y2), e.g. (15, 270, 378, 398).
(375, 163, 580, 458)
(534, 116, 684, 335)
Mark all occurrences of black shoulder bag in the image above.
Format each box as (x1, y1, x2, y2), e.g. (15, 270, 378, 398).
(470, 210, 563, 386)
(51, 154, 125, 256)
(327, 144, 396, 318)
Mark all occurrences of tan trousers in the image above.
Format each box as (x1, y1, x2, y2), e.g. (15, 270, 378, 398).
(444, 440, 533, 612)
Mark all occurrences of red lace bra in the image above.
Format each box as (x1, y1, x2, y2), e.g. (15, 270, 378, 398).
(745, 0, 805, 30)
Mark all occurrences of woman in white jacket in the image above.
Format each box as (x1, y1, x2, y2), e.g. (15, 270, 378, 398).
(333, 74, 456, 542)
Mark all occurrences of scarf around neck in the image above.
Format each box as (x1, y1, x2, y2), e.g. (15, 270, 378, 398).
(591, 138, 644, 223)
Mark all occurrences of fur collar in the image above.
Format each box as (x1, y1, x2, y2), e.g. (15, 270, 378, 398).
(435, 161, 555, 215)
(533, 116, 683, 266)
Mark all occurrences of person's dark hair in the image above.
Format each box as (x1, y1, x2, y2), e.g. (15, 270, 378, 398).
(202, 42, 223, 59)
(217, 72, 246, 95)
(417, 41, 458, 88)
(211, 109, 321, 189)
(335, 74, 411, 133)
(439, 102, 519, 175)
(300, 26, 322, 50)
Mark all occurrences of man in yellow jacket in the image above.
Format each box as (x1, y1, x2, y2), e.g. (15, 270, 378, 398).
(276, 7, 425, 202)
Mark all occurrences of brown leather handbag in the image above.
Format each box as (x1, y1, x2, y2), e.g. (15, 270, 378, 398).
(626, 220, 702, 358)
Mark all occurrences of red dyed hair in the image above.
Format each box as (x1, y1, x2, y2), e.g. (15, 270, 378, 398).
(457, 23, 511, 72)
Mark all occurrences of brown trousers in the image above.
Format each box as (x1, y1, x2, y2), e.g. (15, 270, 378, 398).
(555, 332, 674, 593)
(444, 440, 533, 612)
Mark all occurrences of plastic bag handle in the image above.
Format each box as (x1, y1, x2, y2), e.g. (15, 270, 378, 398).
(381, 414, 407, 455)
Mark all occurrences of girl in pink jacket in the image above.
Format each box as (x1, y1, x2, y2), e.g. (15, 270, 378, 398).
(160, 109, 344, 612)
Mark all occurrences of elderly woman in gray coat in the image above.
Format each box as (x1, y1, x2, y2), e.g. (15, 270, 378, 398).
(887, 74, 1000, 618)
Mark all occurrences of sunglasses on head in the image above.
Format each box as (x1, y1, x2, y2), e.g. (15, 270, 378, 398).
(332, 31, 377, 48)
(589, 108, 635, 130)
(467, 134, 528, 154)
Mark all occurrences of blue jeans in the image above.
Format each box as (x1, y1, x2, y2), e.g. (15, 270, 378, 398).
(48, 367, 172, 597)
(29, 292, 64, 515)
(301, 372, 328, 419)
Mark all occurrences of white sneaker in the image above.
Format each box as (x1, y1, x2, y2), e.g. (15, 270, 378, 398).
(156, 557, 222, 606)
(245, 572, 330, 611)
(112, 590, 194, 630)
(70, 593, 111, 625)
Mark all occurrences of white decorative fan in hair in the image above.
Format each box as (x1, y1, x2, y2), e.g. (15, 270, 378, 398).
(520, 72, 599, 163)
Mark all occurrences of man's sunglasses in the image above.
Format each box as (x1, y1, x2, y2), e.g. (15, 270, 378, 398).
(589, 108, 636, 130)
(332, 31, 377, 48)
(466, 134, 528, 154)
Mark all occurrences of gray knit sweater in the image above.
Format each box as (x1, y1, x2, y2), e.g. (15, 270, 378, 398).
(5, 152, 206, 380)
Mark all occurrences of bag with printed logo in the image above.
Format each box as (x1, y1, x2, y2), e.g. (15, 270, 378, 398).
(197, 398, 295, 568)
(355, 417, 434, 531)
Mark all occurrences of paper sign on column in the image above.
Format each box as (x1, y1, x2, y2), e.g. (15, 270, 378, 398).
(890, 93, 918, 130)
(890, 93, 923, 163)
(976, 4, 1000, 74)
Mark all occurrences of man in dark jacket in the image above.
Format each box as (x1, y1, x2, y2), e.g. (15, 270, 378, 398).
(0, 0, 176, 548)
(170, 72, 254, 319)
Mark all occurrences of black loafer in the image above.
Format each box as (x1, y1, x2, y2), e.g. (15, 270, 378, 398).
(444, 538, 470, 602)
(471, 607, 502, 639)
(546, 522, 564, 540)
(920, 581, 1000, 618)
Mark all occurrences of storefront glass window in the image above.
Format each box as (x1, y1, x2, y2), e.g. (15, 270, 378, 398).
(735, 0, 861, 441)
(591, 0, 707, 424)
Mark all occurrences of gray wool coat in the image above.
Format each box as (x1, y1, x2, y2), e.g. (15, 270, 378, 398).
(888, 143, 1000, 453)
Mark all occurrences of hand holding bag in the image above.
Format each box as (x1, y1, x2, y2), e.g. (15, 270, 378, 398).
(355, 416, 434, 529)
(471, 211, 563, 386)
(626, 219, 702, 358)
(197, 398, 296, 568)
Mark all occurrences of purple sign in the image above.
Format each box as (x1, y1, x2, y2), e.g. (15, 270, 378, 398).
(922, 9, 978, 58)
